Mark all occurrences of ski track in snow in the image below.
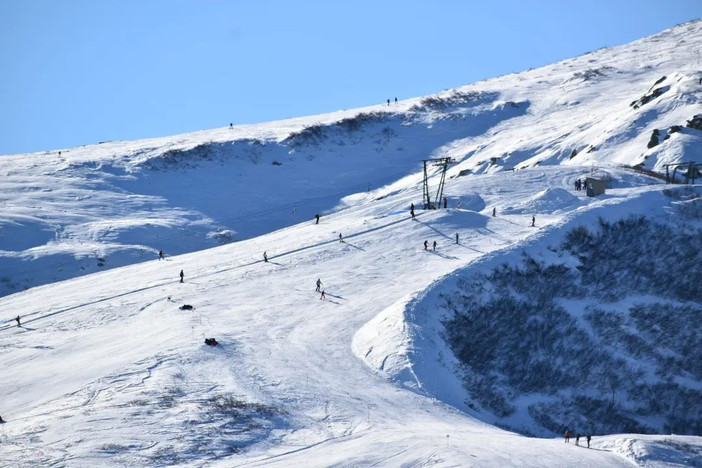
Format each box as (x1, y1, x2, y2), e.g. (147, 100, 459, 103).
(1, 20, 702, 467)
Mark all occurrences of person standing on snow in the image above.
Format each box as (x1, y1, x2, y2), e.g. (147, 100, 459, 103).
(316, 278, 322, 292)
(432, 241, 437, 251)
(410, 202, 415, 220)
(531, 215, 536, 227)
(455, 233, 459, 244)
(159, 250, 164, 260)
(586, 434, 591, 448)
(339, 233, 343, 242)
(179, 270, 184, 283)
(564, 429, 571, 443)
(443, 197, 447, 209)
(15, 315, 21, 327)
(320, 290, 326, 300)
(263, 251, 268, 263)
(492, 207, 496, 217)
(424, 240, 428, 251)
(315, 214, 320, 224)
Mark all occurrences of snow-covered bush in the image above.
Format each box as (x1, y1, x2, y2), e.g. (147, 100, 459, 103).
(442, 216, 702, 436)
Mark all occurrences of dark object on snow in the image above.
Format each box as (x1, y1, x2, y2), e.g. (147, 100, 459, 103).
(455, 233, 459, 244)
(159, 250, 164, 260)
(647, 129, 660, 149)
(564, 430, 571, 443)
(15, 315, 20, 327)
(585, 177, 606, 197)
(0, 415, 4, 423)
(432, 241, 437, 251)
(586, 434, 592, 448)
(263, 251, 268, 262)
(205, 338, 218, 346)
(320, 290, 326, 300)
(179, 304, 194, 310)
(531, 215, 535, 227)
(686, 114, 702, 131)
(179, 270, 184, 283)
(272, 161, 282, 166)
(443, 197, 447, 209)
(492, 207, 496, 217)
(424, 240, 428, 251)
(315, 214, 320, 224)
(316, 278, 322, 292)
(575, 434, 580, 446)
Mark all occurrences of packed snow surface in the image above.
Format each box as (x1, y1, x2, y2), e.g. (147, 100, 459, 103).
(1, 20, 701, 467)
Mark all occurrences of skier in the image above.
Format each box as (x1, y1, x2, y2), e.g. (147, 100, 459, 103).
(320, 290, 326, 300)
(492, 207, 496, 217)
(575, 434, 580, 446)
(531, 215, 535, 227)
(386, 99, 390, 106)
(564, 429, 571, 443)
(315, 214, 320, 224)
(339, 233, 343, 242)
(15, 315, 21, 327)
(424, 240, 428, 251)
(410, 202, 415, 219)
(394, 97, 398, 103)
(586, 434, 591, 448)
(263, 251, 268, 263)
(229, 123, 233, 129)
(158, 250, 164, 260)
(455, 233, 459, 244)
(316, 278, 322, 292)
(457, 201, 462, 209)
(432, 240, 437, 251)
(443, 197, 447, 209)
(179, 270, 184, 283)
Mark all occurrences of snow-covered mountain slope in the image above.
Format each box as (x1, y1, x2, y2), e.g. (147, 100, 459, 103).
(1, 20, 701, 297)
(1, 21, 701, 468)
(1, 163, 700, 466)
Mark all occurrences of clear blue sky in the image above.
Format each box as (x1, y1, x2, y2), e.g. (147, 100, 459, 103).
(1, 1, 699, 155)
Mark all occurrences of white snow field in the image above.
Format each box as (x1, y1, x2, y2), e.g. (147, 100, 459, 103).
(1, 20, 701, 467)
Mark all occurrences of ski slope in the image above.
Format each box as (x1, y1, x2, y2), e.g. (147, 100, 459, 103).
(1, 20, 701, 467)
(2, 163, 700, 466)
(1, 20, 701, 296)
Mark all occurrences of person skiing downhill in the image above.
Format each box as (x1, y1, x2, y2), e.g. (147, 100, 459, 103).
(320, 290, 326, 300)
(339, 233, 343, 242)
(316, 278, 322, 292)
(179, 270, 184, 283)
(15, 315, 20, 327)
(410, 202, 415, 219)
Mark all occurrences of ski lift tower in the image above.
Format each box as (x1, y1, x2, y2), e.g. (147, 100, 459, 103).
(422, 157, 453, 209)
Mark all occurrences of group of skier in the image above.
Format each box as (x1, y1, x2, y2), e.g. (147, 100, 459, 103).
(564, 429, 592, 448)
(574, 178, 587, 191)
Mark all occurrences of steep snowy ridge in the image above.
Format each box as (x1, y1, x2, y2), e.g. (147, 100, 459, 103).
(0, 21, 701, 467)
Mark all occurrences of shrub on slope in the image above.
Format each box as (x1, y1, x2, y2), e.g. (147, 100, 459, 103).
(442, 215, 702, 436)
